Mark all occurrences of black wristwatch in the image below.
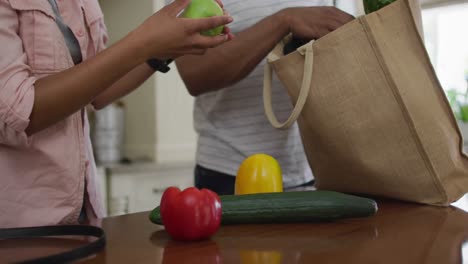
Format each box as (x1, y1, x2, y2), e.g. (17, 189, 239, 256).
(147, 58, 173, 73)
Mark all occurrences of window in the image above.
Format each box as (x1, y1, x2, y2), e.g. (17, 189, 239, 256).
(422, 2, 468, 120)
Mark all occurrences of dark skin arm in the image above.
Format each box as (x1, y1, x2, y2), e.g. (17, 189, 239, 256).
(174, 7, 354, 96)
(91, 63, 155, 110)
(90, 0, 233, 110)
(25, 0, 233, 135)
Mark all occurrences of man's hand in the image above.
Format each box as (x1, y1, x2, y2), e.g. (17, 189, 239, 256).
(279, 7, 355, 40)
(172, 5, 354, 96)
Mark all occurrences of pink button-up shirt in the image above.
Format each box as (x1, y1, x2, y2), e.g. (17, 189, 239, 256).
(0, 0, 108, 228)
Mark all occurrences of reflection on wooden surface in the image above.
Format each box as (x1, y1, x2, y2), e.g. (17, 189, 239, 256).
(2, 196, 467, 264)
(146, 197, 468, 264)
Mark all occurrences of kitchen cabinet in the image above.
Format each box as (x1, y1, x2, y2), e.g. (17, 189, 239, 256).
(100, 162, 195, 216)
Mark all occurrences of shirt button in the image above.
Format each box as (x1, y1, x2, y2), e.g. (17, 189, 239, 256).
(77, 29, 84, 37)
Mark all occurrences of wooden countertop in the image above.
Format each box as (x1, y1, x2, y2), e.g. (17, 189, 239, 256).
(3, 196, 468, 264)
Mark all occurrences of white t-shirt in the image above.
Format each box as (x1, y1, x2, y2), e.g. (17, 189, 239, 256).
(168, 0, 357, 188)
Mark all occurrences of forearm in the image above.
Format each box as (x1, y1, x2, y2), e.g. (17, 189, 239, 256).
(27, 32, 146, 135)
(92, 63, 155, 110)
(21, 0, 234, 135)
(176, 12, 289, 96)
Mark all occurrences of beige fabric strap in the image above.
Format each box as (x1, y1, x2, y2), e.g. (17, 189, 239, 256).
(263, 43, 314, 129)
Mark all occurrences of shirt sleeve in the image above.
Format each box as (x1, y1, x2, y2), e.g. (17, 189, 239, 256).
(84, 0, 109, 53)
(96, 14, 109, 51)
(0, 0, 36, 147)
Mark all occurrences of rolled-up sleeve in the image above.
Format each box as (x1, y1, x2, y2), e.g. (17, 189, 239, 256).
(0, 0, 36, 147)
(98, 19, 108, 50)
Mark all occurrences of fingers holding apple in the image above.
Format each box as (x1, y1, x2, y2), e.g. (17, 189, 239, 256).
(211, 0, 235, 39)
(181, 0, 227, 36)
(135, 0, 233, 60)
(176, 0, 234, 38)
(184, 15, 230, 37)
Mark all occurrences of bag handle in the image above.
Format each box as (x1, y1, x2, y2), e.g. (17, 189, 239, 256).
(0, 225, 106, 264)
(263, 43, 314, 129)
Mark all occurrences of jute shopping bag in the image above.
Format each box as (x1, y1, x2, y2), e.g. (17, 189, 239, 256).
(263, 0, 468, 206)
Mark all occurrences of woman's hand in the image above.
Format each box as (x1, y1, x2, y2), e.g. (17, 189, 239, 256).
(135, 0, 233, 60)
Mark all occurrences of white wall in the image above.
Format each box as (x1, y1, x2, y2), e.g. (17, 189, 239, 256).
(422, 0, 468, 8)
(99, 0, 156, 161)
(337, 0, 365, 16)
(152, 0, 198, 164)
(99, 0, 197, 164)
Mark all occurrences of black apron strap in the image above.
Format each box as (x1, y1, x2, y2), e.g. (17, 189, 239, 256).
(47, 0, 83, 65)
(0, 225, 106, 264)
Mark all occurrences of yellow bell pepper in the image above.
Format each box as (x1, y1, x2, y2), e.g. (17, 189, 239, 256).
(235, 154, 283, 195)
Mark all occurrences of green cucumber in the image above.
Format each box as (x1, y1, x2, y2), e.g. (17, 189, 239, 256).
(149, 191, 378, 225)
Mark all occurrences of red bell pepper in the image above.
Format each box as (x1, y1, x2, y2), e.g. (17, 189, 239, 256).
(160, 187, 222, 241)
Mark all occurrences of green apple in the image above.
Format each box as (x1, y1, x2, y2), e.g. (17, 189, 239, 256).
(181, 0, 224, 36)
